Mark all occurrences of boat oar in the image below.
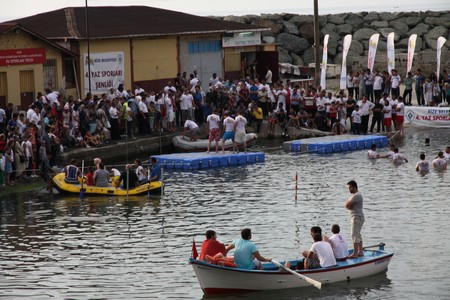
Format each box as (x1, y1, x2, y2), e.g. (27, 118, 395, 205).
(363, 242, 385, 250)
(271, 260, 322, 289)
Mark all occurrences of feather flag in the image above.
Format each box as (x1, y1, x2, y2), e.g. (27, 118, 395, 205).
(340, 34, 352, 90)
(387, 32, 395, 74)
(320, 34, 329, 90)
(436, 36, 447, 81)
(406, 34, 417, 74)
(367, 34, 379, 73)
(192, 239, 198, 259)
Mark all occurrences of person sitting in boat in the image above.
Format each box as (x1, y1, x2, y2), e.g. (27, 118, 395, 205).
(85, 167, 95, 186)
(324, 224, 349, 261)
(134, 159, 148, 184)
(225, 228, 272, 270)
(182, 119, 199, 142)
(302, 226, 336, 269)
(149, 157, 161, 182)
(63, 159, 82, 184)
(110, 166, 121, 188)
(93, 163, 110, 187)
(199, 230, 226, 262)
(118, 164, 139, 189)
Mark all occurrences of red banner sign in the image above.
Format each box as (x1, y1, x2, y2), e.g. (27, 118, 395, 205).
(0, 48, 46, 66)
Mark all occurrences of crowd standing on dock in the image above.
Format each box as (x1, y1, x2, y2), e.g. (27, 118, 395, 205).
(0, 64, 449, 187)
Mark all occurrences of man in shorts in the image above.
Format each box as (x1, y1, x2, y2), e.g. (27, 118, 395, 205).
(206, 110, 221, 153)
(234, 110, 247, 153)
(221, 112, 235, 153)
(345, 180, 365, 258)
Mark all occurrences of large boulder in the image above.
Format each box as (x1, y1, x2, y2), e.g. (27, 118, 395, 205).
(328, 14, 346, 25)
(348, 39, 364, 56)
(289, 15, 314, 27)
(424, 16, 450, 27)
(254, 19, 283, 35)
(389, 19, 410, 38)
(291, 52, 305, 66)
(364, 11, 379, 23)
(336, 24, 354, 36)
(379, 12, 398, 22)
(282, 20, 299, 35)
(407, 23, 431, 36)
(353, 28, 379, 41)
(425, 26, 448, 41)
(298, 23, 315, 41)
(259, 13, 284, 22)
(302, 47, 315, 65)
(378, 28, 401, 42)
(370, 20, 389, 29)
(276, 33, 310, 54)
(345, 14, 364, 28)
(327, 37, 339, 56)
(321, 23, 338, 34)
(377, 40, 388, 52)
(278, 47, 292, 64)
(242, 14, 261, 24)
(405, 16, 423, 27)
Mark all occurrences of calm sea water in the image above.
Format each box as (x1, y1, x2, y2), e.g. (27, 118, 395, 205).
(1, 127, 449, 299)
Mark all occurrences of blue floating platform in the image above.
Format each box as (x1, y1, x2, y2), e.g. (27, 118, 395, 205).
(152, 152, 265, 171)
(283, 134, 389, 154)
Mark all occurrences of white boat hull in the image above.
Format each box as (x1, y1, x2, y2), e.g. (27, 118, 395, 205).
(190, 248, 393, 295)
(172, 133, 257, 152)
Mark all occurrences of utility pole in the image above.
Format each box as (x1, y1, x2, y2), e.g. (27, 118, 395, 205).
(85, 0, 92, 95)
(313, 0, 321, 87)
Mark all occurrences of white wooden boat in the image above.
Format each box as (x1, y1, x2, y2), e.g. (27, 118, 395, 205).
(189, 243, 393, 295)
(172, 133, 257, 152)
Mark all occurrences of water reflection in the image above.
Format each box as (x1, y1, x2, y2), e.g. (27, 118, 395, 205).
(0, 127, 449, 299)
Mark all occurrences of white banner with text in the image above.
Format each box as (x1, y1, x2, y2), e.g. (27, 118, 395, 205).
(405, 106, 450, 128)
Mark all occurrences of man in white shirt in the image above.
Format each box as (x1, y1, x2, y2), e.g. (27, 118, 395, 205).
(134, 83, 145, 97)
(302, 226, 336, 269)
(415, 153, 430, 172)
(206, 110, 221, 153)
(179, 88, 194, 124)
(432, 151, 448, 170)
(234, 111, 247, 153)
(182, 119, 199, 141)
(373, 69, 384, 100)
(325, 224, 349, 261)
(137, 95, 150, 134)
(390, 69, 401, 98)
(356, 97, 375, 134)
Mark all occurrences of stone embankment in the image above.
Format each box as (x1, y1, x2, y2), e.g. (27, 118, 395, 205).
(215, 11, 450, 73)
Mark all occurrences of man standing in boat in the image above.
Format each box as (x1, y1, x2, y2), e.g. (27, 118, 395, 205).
(345, 180, 365, 258)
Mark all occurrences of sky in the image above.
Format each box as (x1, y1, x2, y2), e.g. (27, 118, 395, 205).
(0, 0, 448, 22)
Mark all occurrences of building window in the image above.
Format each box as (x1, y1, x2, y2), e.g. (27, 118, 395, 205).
(43, 59, 57, 90)
(188, 41, 221, 54)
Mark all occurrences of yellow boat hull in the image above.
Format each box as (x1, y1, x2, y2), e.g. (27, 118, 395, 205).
(52, 173, 163, 196)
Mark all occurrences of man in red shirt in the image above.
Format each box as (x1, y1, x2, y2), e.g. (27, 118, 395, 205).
(199, 230, 226, 261)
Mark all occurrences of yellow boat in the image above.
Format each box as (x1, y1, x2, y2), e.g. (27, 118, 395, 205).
(52, 173, 163, 196)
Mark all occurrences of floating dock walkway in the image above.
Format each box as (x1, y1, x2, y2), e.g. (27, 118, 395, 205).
(283, 134, 389, 154)
(152, 152, 265, 171)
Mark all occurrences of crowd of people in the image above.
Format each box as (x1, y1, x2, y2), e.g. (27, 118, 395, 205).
(0, 65, 448, 187)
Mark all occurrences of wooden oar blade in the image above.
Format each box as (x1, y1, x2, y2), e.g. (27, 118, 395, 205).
(271, 260, 322, 289)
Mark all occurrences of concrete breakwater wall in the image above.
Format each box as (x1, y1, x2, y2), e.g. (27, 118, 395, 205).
(214, 11, 450, 74)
